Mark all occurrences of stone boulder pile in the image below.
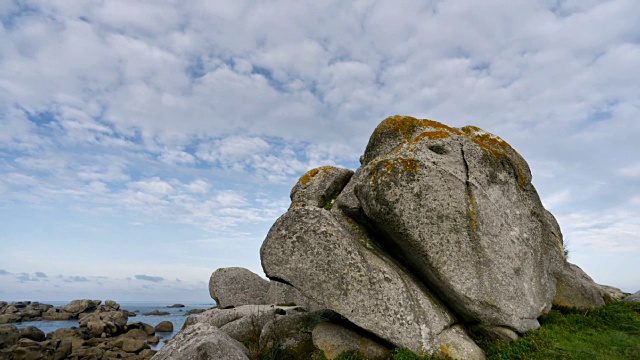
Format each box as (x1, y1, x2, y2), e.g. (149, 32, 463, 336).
(155, 116, 623, 360)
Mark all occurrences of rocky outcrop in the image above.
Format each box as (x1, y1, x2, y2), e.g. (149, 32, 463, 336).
(624, 291, 640, 303)
(553, 262, 606, 309)
(0, 299, 127, 324)
(258, 116, 572, 358)
(163, 116, 618, 359)
(78, 310, 129, 337)
(151, 322, 249, 360)
(209, 267, 270, 308)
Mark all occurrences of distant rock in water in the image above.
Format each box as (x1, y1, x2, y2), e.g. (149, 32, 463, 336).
(164, 116, 621, 360)
(167, 304, 185, 308)
(143, 310, 170, 316)
(0, 299, 128, 324)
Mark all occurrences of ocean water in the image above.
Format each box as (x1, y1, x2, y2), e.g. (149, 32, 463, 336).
(13, 301, 215, 350)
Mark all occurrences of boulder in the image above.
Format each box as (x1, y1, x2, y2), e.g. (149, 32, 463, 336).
(0, 314, 22, 324)
(0, 324, 19, 349)
(78, 310, 128, 337)
(59, 299, 101, 316)
(128, 322, 156, 336)
(209, 267, 270, 308)
(113, 337, 149, 353)
(261, 206, 482, 358)
(312, 322, 391, 360)
(123, 328, 148, 340)
(259, 311, 335, 357)
(598, 284, 627, 303)
(155, 321, 174, 333)
(266, 280, 323, 311)
(624, 291, 640, 303)
(143, 310, 170, 316)
(553, 262, 605, 309)
(151, 322, 249, 360)
(350, 116, 564, 333)
(12, 338, 72, 360)
(289, 166, 354, 209)
(186, 309, 207, 315)
(17, 326, 45, 342)
(167, 304, 185, 308)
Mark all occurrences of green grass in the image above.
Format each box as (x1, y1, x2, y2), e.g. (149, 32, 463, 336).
(478, 301, 640, 359)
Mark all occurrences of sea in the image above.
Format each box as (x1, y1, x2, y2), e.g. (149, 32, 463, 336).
(12, 301, 216, 351)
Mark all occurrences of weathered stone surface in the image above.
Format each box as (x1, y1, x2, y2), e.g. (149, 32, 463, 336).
(351, 116, 564, 333)
(185, 305, 305, 347)
(259, 311, 334, 357)
(290, 166, 354, 209)
(13, 338, 72, 360)
(78, 310, 128, 337)
(151, 322, 249, 360)
(598, 284, 626, 303)
(624, 291, 640, 303)
(312, 322, 391, 360)
(113, 337, 149, 353)
(17, 326, 45, 342)
(0, 315, 21, 324)
(553, 262, 605, 309)
(155, 321, 174, 333)
(128, 322, 156, 336)
(261, 206, 480, 356)
(0, 324, 19, 349)
(209, 267, 270, 308)
(123, 328, 148, 340)
(266, 280, 323, 311)
(59, 299, 101, 315)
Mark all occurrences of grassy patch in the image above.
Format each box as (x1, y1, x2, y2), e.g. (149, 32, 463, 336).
(479, 301, 640, 359)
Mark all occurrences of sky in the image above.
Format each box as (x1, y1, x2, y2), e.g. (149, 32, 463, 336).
(0, 0, 639, 302)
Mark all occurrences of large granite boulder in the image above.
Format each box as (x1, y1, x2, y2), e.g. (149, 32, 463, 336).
(553, 262, 606, 309)
(151, 322, 249, 360)
(350, 116, 564, 333)
(209, 267, 270, 308)
(261, 206, 482, 358)
(78, 310, 128, 337)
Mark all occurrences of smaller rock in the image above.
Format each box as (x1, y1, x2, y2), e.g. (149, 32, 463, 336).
(155, 321, 174, 333)
(140, 348, 157, 359)
(209, 267, 270, 308)
(624, 291, 640, 303)
(167, 304, 185, 308)
(114, 337, 149, 353)
(186, 308, 206, 315)
(312, 322, 391, 360)
(147, 336, 160, 345)
(554, 262, 605, 309)
(598, 285, 627, 302)
(0, 314, 22, 324)
(128, 322, 156, 336)
(17, 326, 45, 342)
(289, 166, 354, 209)
(13, 338, 72, 360)
(123, 328, 148, 340)
(143, 310, 170, 316)
(152, 322, 249, 360)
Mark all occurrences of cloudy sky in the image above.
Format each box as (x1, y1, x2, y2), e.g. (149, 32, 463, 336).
(1, 0, 639, 302)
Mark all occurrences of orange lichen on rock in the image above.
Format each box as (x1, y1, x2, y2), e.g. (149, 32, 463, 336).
(372, 115, 464, 143)
(409, 130, 452, 144)
(298, 166, 334, 186)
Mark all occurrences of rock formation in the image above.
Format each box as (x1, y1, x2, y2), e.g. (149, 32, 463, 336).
(209, 267, 270, 308)
(155, 116, 622, 359)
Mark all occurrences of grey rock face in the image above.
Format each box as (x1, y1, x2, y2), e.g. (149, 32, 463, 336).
(352, 116, 564, 333)
(151, 322, 249, 360)
(312, 322, 391, 360)
(598, 284, 626, 302)
(290, 166, 354, 209)
(553, 262, 605, 309)
(261, 206, 480, 356)
(209, 267, 270, 308)
(624, 291, 640, 303)
(266, 281, 323, 311)
(259, 311, 334, 356)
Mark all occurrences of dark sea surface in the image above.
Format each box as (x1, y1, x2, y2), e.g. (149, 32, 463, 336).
(13, 301, 215, 350)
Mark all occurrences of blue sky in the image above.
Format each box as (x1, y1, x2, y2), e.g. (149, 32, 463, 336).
(1, 0, 639, 302)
